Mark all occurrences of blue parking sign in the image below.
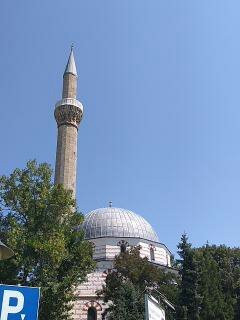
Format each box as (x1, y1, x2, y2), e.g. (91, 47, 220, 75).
(0, 285, 40, 320)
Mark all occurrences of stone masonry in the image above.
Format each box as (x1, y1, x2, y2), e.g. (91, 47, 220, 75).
(54, 48, 83, 198)
(72, 235, 172, 319)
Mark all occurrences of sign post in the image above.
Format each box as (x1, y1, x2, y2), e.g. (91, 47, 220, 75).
(145, 294, 165, 320)
(0, 285, 40, 320)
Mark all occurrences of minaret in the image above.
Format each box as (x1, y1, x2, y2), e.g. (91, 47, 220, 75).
(54, 47, 83, 197)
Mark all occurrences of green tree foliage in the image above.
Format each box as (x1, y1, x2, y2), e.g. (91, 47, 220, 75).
(100, 234, 240, 320)
(196, 245, 239, 320)
(177, 234, 240, 320)
(176, 233, 200, 320)
(103, 279, 144, 320)
(101, 246, 178, 320)
(0, 160, 95, 320)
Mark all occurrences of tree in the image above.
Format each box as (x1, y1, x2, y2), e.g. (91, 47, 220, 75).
(100, 246, 178, 320)
(177, 235, 240, 320)
(103, 279, 145, 320)
(196, 245, 236, 320)
(0, 160, 95, 320)
(176, 233, 200, 320)
(196, 246, 229, 320)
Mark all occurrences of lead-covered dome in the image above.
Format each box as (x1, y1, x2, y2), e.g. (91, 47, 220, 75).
(82, 207, 159, 242)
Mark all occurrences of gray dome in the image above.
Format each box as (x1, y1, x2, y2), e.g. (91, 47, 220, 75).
(82, 207, 159, 242)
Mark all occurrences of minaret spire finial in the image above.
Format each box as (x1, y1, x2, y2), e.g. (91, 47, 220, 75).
(64, 45, 77, 77)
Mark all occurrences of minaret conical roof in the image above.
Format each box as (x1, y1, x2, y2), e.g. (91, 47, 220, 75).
(64, 47, 77, 76)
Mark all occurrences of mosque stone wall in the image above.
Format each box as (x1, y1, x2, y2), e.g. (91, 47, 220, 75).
(90, 237, 171, 266)
(73, 260, 112, 320)
(72, 237, 171, 319)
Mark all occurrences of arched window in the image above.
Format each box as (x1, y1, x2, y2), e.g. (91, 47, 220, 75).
(118, 240, 129, 254)
(87, 307, 97, 320)
(150, 247, 155, 261)
(120, 243, 127, 253)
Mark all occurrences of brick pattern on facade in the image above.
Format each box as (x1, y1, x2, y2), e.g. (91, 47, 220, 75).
(72, 238, 171, 319)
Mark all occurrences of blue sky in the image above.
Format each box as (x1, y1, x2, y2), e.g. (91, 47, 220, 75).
(1, 1, 240, 254)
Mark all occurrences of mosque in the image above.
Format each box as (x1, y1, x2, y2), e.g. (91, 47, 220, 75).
(54, 48, 172, 320)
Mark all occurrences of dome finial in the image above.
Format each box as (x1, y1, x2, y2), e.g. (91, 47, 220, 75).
(109, 201, 112, 207)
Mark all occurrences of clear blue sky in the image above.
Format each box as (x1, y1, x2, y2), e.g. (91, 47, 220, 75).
(1, 1, 240, 254)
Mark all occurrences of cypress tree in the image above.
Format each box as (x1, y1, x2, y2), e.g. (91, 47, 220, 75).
(197, 245, 235, 320)
(176, 233, 200, 320)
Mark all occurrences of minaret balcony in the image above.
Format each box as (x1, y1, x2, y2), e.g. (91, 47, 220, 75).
(54, 98, 83, 129)
(55, 98, 83, 112)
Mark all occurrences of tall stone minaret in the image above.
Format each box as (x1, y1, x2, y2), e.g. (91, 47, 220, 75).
(54, 47, 83, 197)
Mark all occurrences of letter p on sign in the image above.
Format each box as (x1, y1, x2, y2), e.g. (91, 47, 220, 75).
(1, 290, 25, 320)
(0, 285, 40, 320)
